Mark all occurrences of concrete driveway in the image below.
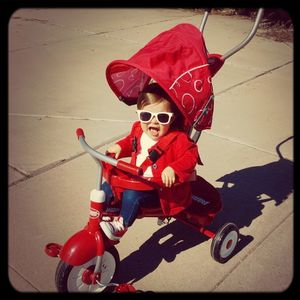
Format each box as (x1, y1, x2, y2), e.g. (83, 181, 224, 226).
(8, 8, 293, 293)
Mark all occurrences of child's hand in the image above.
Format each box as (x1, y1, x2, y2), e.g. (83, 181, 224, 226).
(107, 144, 122, 159)
(161, 166, 176, 187)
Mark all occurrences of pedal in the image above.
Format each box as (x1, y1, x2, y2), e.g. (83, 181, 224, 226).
(157, 217, 171, 225)
(157, 217, 165, 225)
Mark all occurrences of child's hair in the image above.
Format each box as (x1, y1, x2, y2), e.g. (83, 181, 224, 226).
(137, 82, 184, 130)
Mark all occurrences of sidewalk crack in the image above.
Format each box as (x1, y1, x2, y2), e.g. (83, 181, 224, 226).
(215, 60, 293, 96)
(8, 133, 128, 187)
(8, 113, 134, 123)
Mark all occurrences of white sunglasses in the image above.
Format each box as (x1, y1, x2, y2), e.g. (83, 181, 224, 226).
(136, 110, 174, 125)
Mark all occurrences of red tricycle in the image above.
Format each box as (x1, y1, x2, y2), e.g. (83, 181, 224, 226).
(45, 9, 264, 292)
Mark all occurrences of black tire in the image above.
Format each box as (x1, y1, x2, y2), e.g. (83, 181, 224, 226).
(55, 246, 120, 292)
(210, 223, 239, 263)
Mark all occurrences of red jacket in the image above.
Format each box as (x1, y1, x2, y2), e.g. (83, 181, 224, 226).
(116, 121, 201, 216)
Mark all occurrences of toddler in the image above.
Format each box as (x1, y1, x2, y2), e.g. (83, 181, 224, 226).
(100, 83, 200, 241)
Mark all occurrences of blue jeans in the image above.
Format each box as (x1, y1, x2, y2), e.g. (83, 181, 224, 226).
(102, 181, 160, 227)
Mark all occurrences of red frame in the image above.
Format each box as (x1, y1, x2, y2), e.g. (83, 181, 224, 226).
(102, 163, 218, 238)
(45, 130, 221, 290)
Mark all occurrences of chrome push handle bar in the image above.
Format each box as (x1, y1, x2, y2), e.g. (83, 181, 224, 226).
(199, 8, 264, 60)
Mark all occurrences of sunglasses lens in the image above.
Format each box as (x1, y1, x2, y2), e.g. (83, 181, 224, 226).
(137, 110, 173, 124)
(157, 113, 170, 124)
(139, 111, 152, 122)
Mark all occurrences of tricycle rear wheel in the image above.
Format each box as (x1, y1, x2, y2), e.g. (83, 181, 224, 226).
(55, 246, 120, 292)
(210, 222, 239, 263)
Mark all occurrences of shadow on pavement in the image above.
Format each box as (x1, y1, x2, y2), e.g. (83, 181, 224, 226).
(115, 219, 208, 285)
(116, 136, 293, 284)
(211, 136, 294, 230)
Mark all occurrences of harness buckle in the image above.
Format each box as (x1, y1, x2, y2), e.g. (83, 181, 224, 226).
(148, 148, 161, 163)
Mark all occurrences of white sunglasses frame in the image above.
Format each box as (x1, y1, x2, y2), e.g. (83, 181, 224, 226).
(136, 110, 174, 125)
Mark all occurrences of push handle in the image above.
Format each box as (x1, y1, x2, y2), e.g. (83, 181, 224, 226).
(199, 9, 211, 32)
(221, 8, 264, 60)
(199, 8, 264, 59)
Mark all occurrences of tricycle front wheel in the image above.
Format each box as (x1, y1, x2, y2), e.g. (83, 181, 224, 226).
(55, 246, 120, 292)
(210, 222, 239, 263)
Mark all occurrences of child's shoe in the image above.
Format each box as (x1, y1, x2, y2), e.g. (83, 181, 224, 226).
(100, 216, 127, 241)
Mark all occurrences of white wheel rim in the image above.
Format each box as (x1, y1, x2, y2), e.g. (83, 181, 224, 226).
(220, 230, 238, 259)
(67, 251, 116, 292)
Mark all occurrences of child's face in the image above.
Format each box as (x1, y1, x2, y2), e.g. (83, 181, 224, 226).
(139, 100, 174, 141)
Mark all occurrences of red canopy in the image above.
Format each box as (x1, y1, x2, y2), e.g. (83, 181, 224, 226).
(106, 23, 224, 130)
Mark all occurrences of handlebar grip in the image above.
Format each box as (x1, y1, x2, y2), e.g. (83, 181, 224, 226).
(117, 160, 143, 176)
(76, 128, 85, 139)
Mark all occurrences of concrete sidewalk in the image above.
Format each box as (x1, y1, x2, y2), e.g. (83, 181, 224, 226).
(8, 8, 293, 293)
